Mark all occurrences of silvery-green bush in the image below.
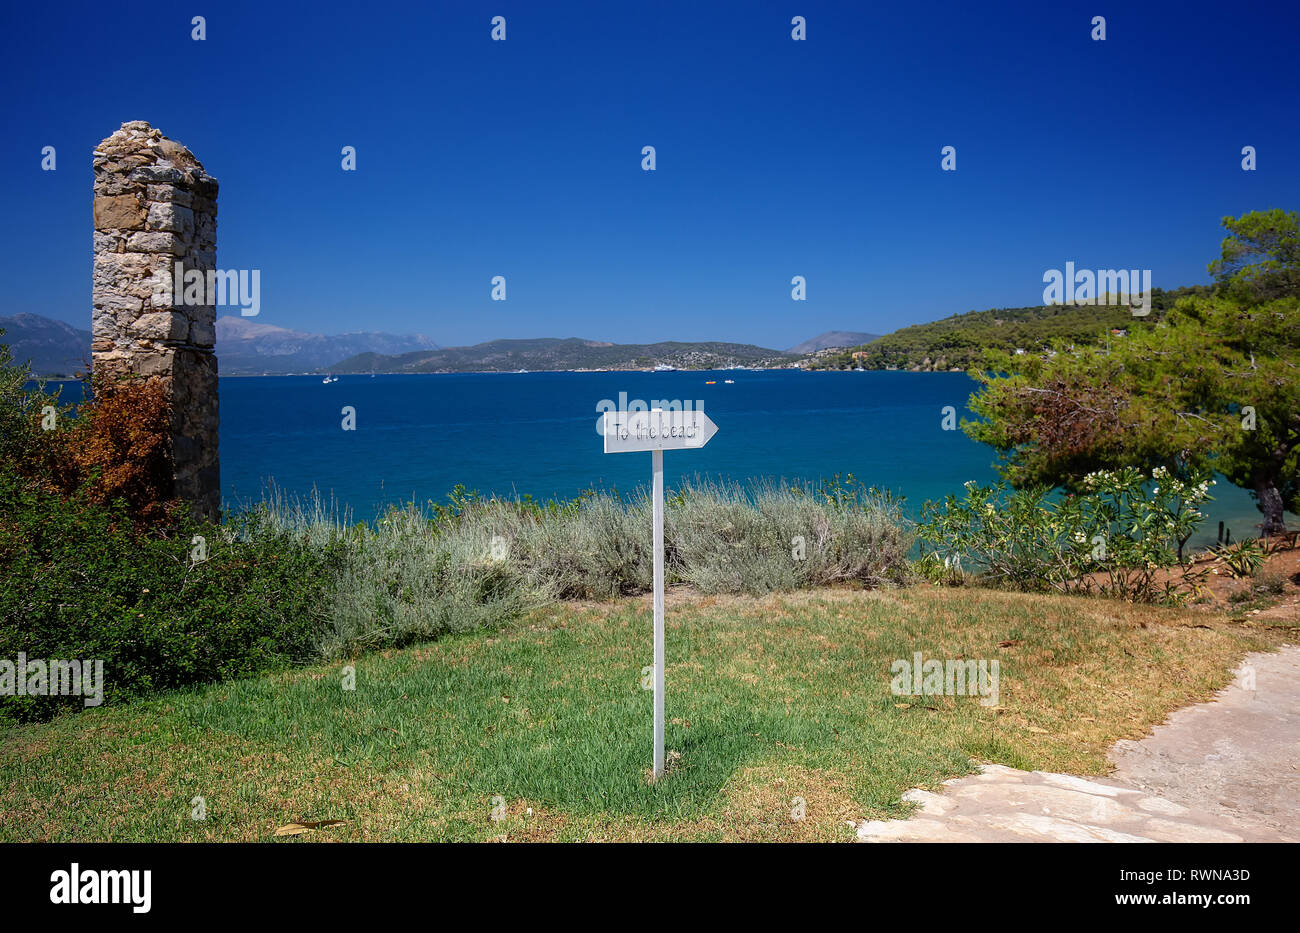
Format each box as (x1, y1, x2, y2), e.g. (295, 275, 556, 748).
(319, 504, 554, 658)
(453, 493, 654, 599)
(667, 478, 913, 594)
(254, 489, 553, 658)
(259, 476, 914, 656)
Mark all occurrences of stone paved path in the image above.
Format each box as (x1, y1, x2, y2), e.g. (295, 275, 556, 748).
(857, 646, 1300, 842)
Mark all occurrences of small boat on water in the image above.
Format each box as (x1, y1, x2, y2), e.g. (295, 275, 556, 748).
(705, 380, 716, 385)
(724, 379, 735, 384)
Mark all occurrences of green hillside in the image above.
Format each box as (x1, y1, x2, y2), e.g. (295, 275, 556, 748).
(813, 286, 1214, 371)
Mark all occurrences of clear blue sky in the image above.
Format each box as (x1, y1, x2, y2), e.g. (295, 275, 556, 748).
(3, 0, 1297, 349)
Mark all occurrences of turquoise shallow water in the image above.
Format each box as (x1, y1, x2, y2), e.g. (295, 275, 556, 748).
(44, 369, 1276, 545)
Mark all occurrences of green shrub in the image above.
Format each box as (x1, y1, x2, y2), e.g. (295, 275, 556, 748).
(913, 551, 968, 586)
(917, 467, 1213, 602)
(0, 333, 69, 470)
(1213, 538, 1265, 578)
(0, 471, 338, 722)
(1, 333, 180, 529)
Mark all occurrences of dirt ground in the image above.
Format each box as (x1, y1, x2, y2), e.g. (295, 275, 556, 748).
(1186, 541, 1300, 624)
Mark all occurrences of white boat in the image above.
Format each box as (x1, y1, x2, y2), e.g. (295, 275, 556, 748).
(724, 379, 735, 384)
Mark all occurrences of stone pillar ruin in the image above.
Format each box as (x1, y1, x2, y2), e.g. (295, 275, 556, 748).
(92, 121, 220, 520)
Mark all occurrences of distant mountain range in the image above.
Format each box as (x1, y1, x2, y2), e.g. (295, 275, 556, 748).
(786, 331, 881, 354)
(0, 315, 440, 376)
(0, 313, 903, 377)
(328, 338, 796, 373)
(0, 314, 92, 377)
(215, 317, 438, 374)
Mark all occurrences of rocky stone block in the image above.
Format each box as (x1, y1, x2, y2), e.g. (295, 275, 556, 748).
(125, 231, 184, 255)
(146, 202, 194, 234)
(93, 194, 147, 230)
(131, 311, 190, 342)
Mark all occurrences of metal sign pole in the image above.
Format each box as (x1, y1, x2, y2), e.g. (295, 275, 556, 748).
(601, 405, 717, 781)
(652, 442, 665, 780)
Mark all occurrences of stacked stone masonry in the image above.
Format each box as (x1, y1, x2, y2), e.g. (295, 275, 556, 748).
(92, 121, 220, 519)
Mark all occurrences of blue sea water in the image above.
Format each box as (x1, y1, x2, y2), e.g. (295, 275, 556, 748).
(214, 370, 1273, 544)
(43, 369, 1274, 544)
(220, 369, 992, 517)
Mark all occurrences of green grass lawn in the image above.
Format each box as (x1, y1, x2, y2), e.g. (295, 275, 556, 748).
(1, 585, 1289, 842)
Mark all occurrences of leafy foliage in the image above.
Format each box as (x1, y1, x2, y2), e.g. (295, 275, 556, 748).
(665, 476, 913, 594)
(917, 467, 1212, 603)
(1209, 208, 1300, 303)
(967, 212, 1300, 535)
(0, 472, 338, 722)
(0, 331, 68, 468)
(1212, 538, 1265, 579)
(0, 332, 339, 721)
(2, 343, 179, 529)
(48, 377, 176, 527)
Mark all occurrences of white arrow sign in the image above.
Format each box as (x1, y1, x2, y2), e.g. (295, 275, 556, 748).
(602, 407, 718, 780)
(602, 409, 718, 453)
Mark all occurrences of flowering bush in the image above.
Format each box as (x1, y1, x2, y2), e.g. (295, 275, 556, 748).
(917, 466, 1213, 602)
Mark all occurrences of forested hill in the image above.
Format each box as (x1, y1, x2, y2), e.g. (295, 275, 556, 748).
(812, 286, 1214, 371)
